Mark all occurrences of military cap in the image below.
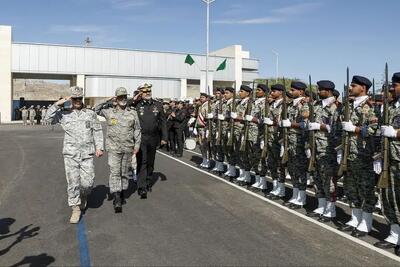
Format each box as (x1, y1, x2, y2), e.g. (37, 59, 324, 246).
(333, 89, 340, 98)
(271, 84, 285, 91)
(392, 72, 400, 84)
(317, 80, 335, 90)
(70, 86, 84, 98)
(257, 84, 269, 92)
(225, 87, 235, 93)
(200, 92, 209, 97)
(115, 87, 128, 96)
(291, 81, 307, 90)
(137, 83, 152, 90)
(351, 75, 372, 90)
(240, 85, 252, 92)
(215, 87, 225, 94)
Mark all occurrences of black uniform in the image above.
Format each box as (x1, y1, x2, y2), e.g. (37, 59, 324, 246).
(133, 98, 168, 194)
(173, 107, 187, 156)
(167, 107, 177, 153)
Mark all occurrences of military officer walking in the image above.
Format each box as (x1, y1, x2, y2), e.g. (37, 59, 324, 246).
(131, 83, 168, 199)
(96, 87, 141, 212)
(46, 86, 104, 223)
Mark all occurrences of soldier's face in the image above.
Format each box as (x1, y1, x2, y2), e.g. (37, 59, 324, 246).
(270, 90, 282, 99)
(71, 97, 83, 110)
(239, 90, 249, 99)
(318, 88, 330, 99)
(215, 92, 222, 99)
(256, 88, 265, 98)
(350, 83, 364, 96)
(116, 95, 127, 107)
(224, 91, 233, 100)
(141, 89, 152, 100)
(200, 96, 207, 103)
(290, 88, 302, 98)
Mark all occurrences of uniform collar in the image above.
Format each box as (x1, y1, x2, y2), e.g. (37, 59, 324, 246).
(240, 97, 249, 105)
(322, 96, 335, 108)
(273, 98, 282, 108)
(395, 99, 400, 108)
(293, 96, 305, 106)
(353, 95, 369, 108)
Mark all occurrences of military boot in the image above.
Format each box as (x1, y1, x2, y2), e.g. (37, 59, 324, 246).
(113, 192, 122, 213)
(80, 195, 87, 211)
(70, 206, 81, 224)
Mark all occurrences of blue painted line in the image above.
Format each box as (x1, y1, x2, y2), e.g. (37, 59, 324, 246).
(77, 218, 91, 267)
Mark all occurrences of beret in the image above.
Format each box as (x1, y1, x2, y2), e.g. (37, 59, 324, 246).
(333, 90, 340, 98)
(200, 92, 209, 97)
(317, 80, 335, 90)
(271, 84, 285, 91)
(215, 87, 225, 94)
(351, 75, 372, 90)
(225, 87, 235, 93)
(257, 84, 269, 92)
(240, 85, 252, 92)
(291, 81, 307, 90)
(392, 72, 400, 84)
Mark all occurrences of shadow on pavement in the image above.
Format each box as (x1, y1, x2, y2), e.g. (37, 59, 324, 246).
(9, 253, 55, 267)
(88, 185, 108, 209)
(0, 219, 40, 257)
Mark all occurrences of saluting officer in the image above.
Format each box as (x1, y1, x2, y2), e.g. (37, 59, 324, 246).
(132, 83, 168, 199)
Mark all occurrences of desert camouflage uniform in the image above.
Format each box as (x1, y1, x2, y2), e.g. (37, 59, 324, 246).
(223, 98, 236, 166)
(197, 101, 210, 160)
(212, 98, 225, 162)
(235, 97, 249, 170)
(45, 105, 104, 206)
(247, 97, 265, 174)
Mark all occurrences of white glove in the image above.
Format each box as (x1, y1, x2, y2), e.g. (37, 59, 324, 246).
(381, 125, 398, 138)
(218, 114, 225, 121)
(207, 113, 214, 119)
(260, 140, 264, 149)
(280, 145, 284, 157)
(245, 115, 254, 122)
(188, 117, 196, 126)
(341, 121, 356, 132)
(325, 125, 331, 133)
(305, 149, 311, 159)
(280, 119, 291, 128)
(193, 128, 198, 136)
(373, 159, 382, 175)
(206, 130, 209, 138)
(337, 149, 343, 164)
(264, 118, 274, 126)
(230, 112, 238, 119)
(308, 122, 321, 131)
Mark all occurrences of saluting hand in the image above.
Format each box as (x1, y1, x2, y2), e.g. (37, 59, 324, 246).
(55, 96, 71, 106)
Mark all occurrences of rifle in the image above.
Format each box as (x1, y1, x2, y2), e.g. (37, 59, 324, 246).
(216, 93, 224, 146)
(372, 78, 376, 103)
(240, 82, 256, 152)
(307, 75, 316, 172)
(226, 88, 237, 147)
(378, 63, 390, 189)
(281, 78, 289, 164)
(261, 80, 270, 159)
(337, 68, 350, 177)
(206, 89, 212, 158)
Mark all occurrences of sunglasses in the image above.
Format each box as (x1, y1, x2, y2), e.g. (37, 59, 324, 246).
(141, 89, 152, 93)
(71, 97, 83, 101)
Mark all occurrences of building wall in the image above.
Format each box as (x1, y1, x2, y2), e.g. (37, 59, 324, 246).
(0, 26, 12, 122)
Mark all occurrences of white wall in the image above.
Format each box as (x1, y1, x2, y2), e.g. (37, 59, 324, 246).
(0, 26, 12, 122)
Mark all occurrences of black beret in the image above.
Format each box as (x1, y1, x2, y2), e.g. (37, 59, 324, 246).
(200, 92, 209, 97)
(240, 85, 252, 92)
(392, 72, 400, 84)
(351, 75, 372, 90)
(215, 87, 225, 94)
(317, 80, 335, 90)
(225, 87, 235, 93)
(257, 84, 269, 92)
(291, 81, 307, 90)
(286, 91, 293, 98)
(271, 84, 285, 91)
(333, 90, 340, 98)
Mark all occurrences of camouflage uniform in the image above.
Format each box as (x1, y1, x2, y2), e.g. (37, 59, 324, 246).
(29, 107, 36, 125)
(287, 97, 308, 191)
(46, 98, 104, 207)
(344, 96, 377, 213)
(223, 98, 237, 167)
(235, 97, 249, 171)
(212, 98, 225, 163)
(196, 101, 210, 163)
(97, 105, 141, 194)
(247, 97, 264, 174)
(267, 98, 284, 180)
(21, 108, 28, 126)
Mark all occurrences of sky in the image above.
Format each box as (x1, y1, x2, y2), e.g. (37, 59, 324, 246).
(1, 0, 399, 91)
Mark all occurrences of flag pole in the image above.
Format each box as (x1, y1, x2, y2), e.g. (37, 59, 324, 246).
(202, 0, 215, 95)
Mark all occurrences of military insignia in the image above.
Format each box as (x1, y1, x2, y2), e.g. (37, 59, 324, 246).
(85, 121, 91, 129)
(139, 106, 145, 116)
(153, 106, 159, 115)
(111, 118, 118, 125)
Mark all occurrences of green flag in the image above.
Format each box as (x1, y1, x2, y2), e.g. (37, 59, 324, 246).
(185, 54, 195, 66)
(216, 59, 227, 71)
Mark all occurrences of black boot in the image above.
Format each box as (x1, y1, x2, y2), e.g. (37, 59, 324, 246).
(374, 240, 398, 249)
(113, 192, 122, 213)
(138, 188, 147, 199)
(121, 190, 127, 205)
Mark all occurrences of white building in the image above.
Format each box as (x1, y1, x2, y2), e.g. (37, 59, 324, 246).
(0, 25, 259, 122)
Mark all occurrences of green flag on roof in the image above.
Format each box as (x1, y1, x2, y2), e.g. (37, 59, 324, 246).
(216, 59, 227, 71)
(185, 54, 195, 66)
